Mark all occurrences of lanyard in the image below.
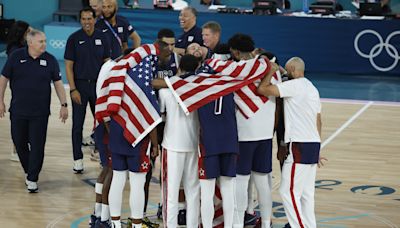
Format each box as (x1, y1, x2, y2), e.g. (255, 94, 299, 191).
(103, 19, 122, 47)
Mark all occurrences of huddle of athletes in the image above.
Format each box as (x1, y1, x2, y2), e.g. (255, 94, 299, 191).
(0, 0, 326, 227)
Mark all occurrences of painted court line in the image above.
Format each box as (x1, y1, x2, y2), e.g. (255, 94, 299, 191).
(321, 101, 373, 149)
(321, 98, 400, 107)
(273, 101, 373, 191)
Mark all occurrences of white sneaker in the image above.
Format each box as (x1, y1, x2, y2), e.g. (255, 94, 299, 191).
(82, 135, 95, 147)
(25, 179, 38, 193)
(10, 148, 19, 162)
(90, 149, 100, 162)
(73, 159, 84, 173)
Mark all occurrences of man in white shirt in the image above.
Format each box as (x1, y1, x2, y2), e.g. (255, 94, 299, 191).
(229, 34, 281, 228)
(257, 57, 326, 228)
(153, 54, 201, 228)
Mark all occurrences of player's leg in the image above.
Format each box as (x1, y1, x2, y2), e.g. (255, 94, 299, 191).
(219, 153, 237, 228)
(234, 141, 255, 227)
(253, 171, 272, 228)
(252, 139, 273, 228)
(129, 171, 147, 227)
(182, 151, 200, 228)
(71, 82, 89, 173)
(199, 155, 217, 228)
(100, 167, 113, 224)
(108, 153, 128, 228)
(10, 116, 30, 177)
(27, 116, 48, 186)
(279, 160, 307, 228)
(164, 150, 185, 228)
(245, 176, 257, 225)
(300, 164, 317, 228)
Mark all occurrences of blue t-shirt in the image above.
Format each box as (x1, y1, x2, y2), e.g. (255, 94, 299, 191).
(175, 25, 203, 49)
(198, 93, 239, 156)
(1, 48, 61, 116)
(95, 15, 135, 59)
(155, 52, 179, 79)
(64, 29, 111, 80)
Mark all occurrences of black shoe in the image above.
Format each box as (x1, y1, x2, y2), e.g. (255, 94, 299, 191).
(89, 214, 99, 228)
(284, 222, 291, 228)
(244, 212, 258, 225)
(157, 203, 162, 219)
(177, 209, 186, 225)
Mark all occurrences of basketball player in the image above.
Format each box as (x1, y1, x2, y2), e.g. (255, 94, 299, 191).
(153, 54, 201, 228)
(229, 34, 280, 228)
(257, 57, 327, 228)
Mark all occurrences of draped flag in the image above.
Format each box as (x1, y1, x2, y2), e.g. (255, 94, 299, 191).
(164, 57, 273, 118)
(95, 44, 162, 147)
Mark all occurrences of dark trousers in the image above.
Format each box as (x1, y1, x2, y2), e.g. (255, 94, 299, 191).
(11, 115, 49, 182)
(72, 80, 96, 161)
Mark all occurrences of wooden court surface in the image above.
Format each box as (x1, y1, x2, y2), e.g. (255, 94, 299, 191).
(0, 89, 399, 228)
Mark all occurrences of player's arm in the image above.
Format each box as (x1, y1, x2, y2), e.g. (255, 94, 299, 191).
(317, 113, 322, 138)
(152, 78, 168, 89)
(149, 128, 159, 158)
(0, 75, 9, 118)
(275, 98, 288, 164)
(129, 31, 141, 49)
(65, 59, 82, 105)
(317, 112, 327, 167)
(257, 62, 280, 97)
(53, 80, 69, 123)
(174, 47, 186, 56)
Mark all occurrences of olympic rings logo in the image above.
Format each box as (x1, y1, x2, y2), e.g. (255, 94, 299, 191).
(49, 39, 66, 49)
(354, 30, 400, 72)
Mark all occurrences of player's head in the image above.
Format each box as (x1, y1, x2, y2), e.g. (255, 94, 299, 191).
(179, 7, 197, 31)
(155, 39, 172, 64)
(102, 0, 117, 20)
(89, 0, 103, 18)
(157, 28, 176, 53)
(228, 33, 255, 61)
(186, 43, 206, 62)
(179, 54, 200, 74)
(285, 57, 305, 79)
(202, 21, 221, 50)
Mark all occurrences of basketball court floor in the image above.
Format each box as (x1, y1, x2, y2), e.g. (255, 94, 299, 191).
(0, 81, 399, 227)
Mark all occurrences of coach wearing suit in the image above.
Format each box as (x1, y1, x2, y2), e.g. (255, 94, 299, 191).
(0, 29, 68, 193)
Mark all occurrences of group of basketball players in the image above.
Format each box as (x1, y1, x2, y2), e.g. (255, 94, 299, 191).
(0, 0, 325, 227)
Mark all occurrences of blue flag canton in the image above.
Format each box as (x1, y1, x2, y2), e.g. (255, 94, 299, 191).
(196, 63, 216, 75)
(128, 55, 160, 111)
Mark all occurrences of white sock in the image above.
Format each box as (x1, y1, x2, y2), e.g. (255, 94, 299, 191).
(95, 203, 102, 218)
(129, 172, 146, 219)
(101, 204, 110, 222)
(111, 220, 121, 228)
(132, 223, 142, 228)
(178, 202, 186, 210)
(200, 178, 216, 228)
(109, 170, 127, 217)
(234, 174, 250, 226)
(252, 171, 272, 227)
(95, 183, 103, 194)
(220, 176, 236, 228)
(246, 175, 255, 215)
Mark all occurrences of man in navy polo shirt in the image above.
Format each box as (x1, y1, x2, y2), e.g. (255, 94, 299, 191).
(65, 7, 111, 173)
(96, 0, 141, 60)
(0, 29, 68, 193)
(175, 7, 204, 56)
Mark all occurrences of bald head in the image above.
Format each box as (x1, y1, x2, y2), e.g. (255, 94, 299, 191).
(285, 57, 305, 78)
(102, 0, 117, 20)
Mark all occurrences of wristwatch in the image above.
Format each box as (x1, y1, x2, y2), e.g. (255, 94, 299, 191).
(61, 103, 68, 107)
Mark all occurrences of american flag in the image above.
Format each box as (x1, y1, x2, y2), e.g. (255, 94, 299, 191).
(164, 57, 273, 118)
(95, 44, 162, 147)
